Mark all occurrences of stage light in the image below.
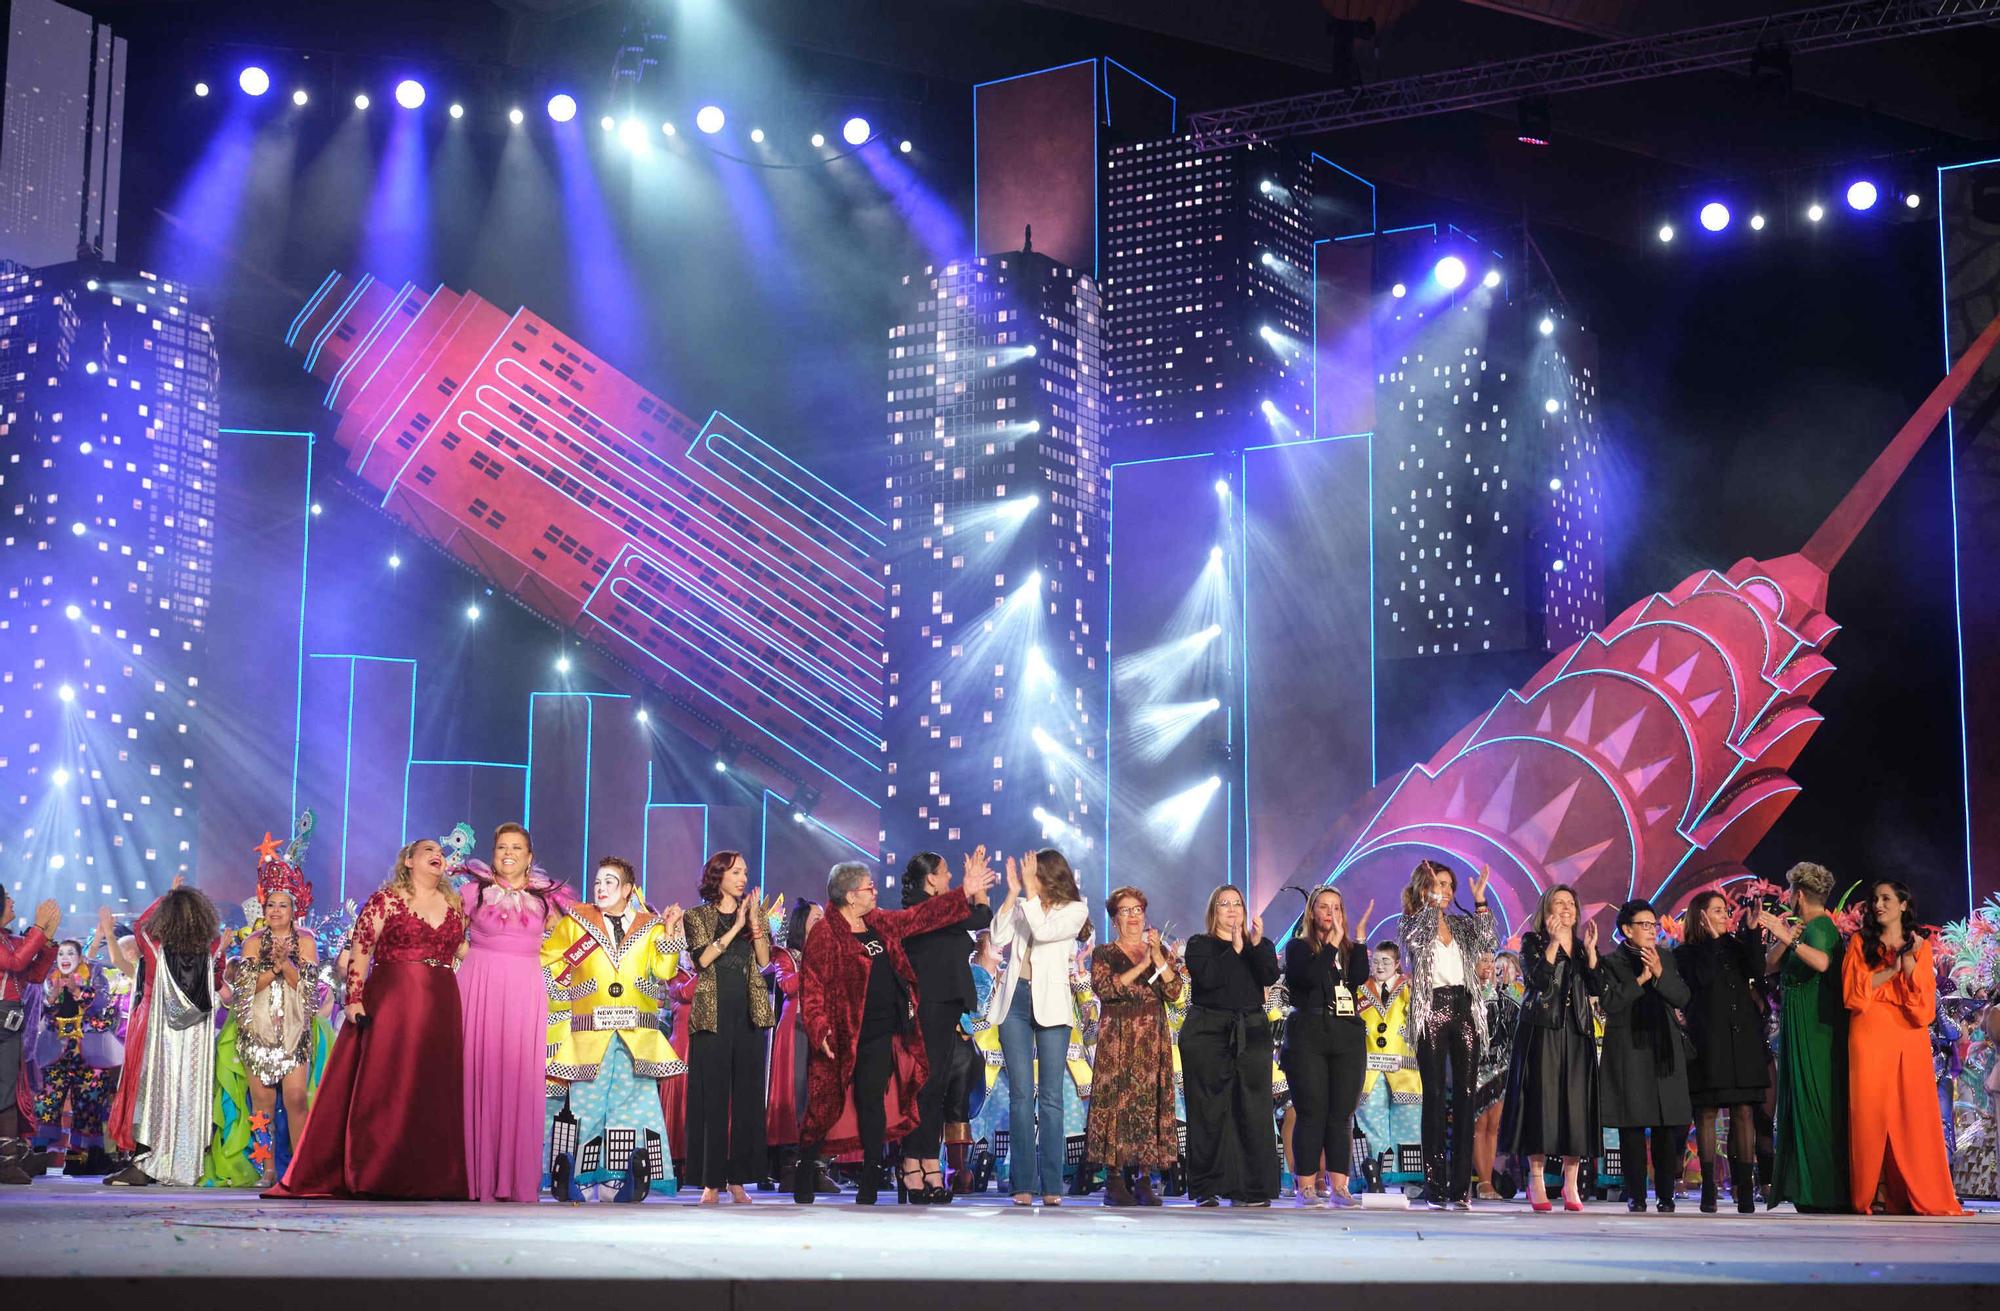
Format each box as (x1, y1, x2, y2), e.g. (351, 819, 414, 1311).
(395, 79, 425, 110)
(465, 604, 481, 621)
(1544, 398, 1561, 414)
(1807, 202, 1825, 223)
(1026, 569, 1044, 592)
(52, 769, 71, 788)
(48, 854, 64, 871)
(388, 553, 401, 569)
(58, 684, 76, 704)
(1538, 316, 1554, 335)
(1846, 180, 1877, 211)
(1750, 213, 1766, 231)
(1390, 282, 1407, 299)
(619, 117, 646, 149)
(1261, 252, 1277, 268)
(355, 93, 371, 110)
(1214, 479, 1229, 497)
(1208, 545, 1224, 568)
(1205, 623, 1223, 639)
(449, 102, 464, 119)
(1482, 269, 1501, 289)
(69, 522, 85, 536)
(841, 115, 870, 145)
(810, 132, 825, 148)
(508, 106, 523, 125)
(1699, 202, 1729, 232)
(84, 361, 98, 375)
(555, 654, 571, 674)
(309, 502, 323, 516)
(1025, 646, 1053, 685)
(635, 708, 649, 725)
(1259, 180, 1272, 194)
(1549, 477, 1563, 492)
(662, 121, 676, 136)
(1905, 191, 1922, 210)
(291, 89, 309, 107)
(698, 105, 727, 135)
(1433, 256, 1467, 289)
(85, 279, 97, 291)
(1025, 419, 1042, 434)
(1144, 775, 1224, 852)
(750, 127, 765, 143)
(600, 115, 615, 132)
(1657, 224, 1675, 243)
(1031, 726, 1059, 755)
(195, 82, 210, 98)
(1552, 558, 1566, 572)
(714, 757, 729, 773)
(238, 66, 270, 97)
(899, 139, 913, 154)
(547, 93, 577, 123)
(64, 604, 81, 620)
(1023, 344, 1038, 358)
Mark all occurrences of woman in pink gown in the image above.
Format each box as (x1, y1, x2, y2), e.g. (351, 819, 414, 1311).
(458, 823, 573, 1203)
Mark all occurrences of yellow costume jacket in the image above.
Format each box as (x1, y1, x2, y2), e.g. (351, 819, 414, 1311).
(541, 905, 684, 1083)
(1359, 974, 1421, 1103)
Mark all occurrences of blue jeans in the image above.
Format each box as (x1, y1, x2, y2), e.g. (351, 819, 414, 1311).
(997, 979, 1070, 1196)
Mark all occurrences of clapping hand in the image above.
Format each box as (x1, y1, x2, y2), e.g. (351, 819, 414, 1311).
(1003, 857, 1023, 900)
(961, 846, 997, 901)
(1247, 915, 1265, 947)
(1637, 943, 1662, 983)
(34, 899, 61, 935)
(1582, 920, 1600, 957)
(1472, 866, 1492, 901)
(748, 888, 767, 938)
(661, 904, 685, 936)
(1756, 910, 1795, 944)
(1356, 899, 1376, 944)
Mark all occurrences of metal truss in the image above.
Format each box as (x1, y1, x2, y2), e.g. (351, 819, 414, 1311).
(1188, 0, 2000, 147)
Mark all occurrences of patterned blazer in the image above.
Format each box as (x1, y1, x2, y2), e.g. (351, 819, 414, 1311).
(1399, 903, 1497, 1046)
(683, 902, 776, 1034)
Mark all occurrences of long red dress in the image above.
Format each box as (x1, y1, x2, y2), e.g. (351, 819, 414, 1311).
(1842, 936, 1964, 1216)
(765, 947, 804, 1146)
(268, 890, 469, 1200)
(658, 968, 697, 1161)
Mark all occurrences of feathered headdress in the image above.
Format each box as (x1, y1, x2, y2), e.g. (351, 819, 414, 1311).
(439, 821, 476, 881)
(254, 810, 315, 916)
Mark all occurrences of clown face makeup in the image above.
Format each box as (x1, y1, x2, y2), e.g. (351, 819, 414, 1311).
(593, 865, 634, 914)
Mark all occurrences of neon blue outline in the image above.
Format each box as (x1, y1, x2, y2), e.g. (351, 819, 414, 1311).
(325, 281, 412, 409)
(303, 275, 372, 375)
(409, 759, 528, 769)
(340, 661, 356, 901)
(704, 410, 885, 529)
(697, 421, 886, 551)
(524, 689, 631, 834)
(374, 306, 524, 492)
(1310, 152, 1377, 240)
(285, 271, 340, 347)
(972, 58, 1100, 265)
(1102, 58, 1177, 135)
(1238, 448, 1251, 893)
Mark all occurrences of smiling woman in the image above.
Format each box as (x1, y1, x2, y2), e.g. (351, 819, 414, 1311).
(267, 837, 470, 1200)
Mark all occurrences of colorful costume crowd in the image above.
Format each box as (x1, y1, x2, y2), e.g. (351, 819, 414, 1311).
(2, 831, 1993, 1217)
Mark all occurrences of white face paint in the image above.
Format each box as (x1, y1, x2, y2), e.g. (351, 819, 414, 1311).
(594, 866, 631, 914)
(56, 943, 81, 975)
(1371, 950, 1400, 983)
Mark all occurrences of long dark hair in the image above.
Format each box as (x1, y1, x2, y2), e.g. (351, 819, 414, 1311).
(785, 898, 818, 951)
(699, 850, 745, 904)
(1685, 890, 1728, 944)
(1859, 880, 1921, 969)
(1401, 859, 1456, 917)
(901, 851, 945, 908)
(1035, 849, 1081, 907)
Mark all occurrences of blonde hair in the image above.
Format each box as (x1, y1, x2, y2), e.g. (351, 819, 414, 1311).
(1203, 885, 1247, 938)
(1401, 859, 1455, 917)
(387, 838, 445, 903)
(1303, 887, 1349, 951)
(1525, 884, 1579, 935)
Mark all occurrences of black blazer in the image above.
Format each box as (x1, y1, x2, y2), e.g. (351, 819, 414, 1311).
(900, 897, 994, 1012)
(1283, 938, 1370, 1027)
(1517, 930, 1600, 1033)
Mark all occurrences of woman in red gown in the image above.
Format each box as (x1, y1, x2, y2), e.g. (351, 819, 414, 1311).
(268, 838, 469, 1200)
(1842, 879, 1965, 1216)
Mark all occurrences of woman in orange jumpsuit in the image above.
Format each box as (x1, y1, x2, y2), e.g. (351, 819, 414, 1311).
(1841, 880, 1964, 1216)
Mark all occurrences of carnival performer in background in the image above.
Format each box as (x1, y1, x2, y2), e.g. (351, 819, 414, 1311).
(1763, 861, 1847, 1213)
(1283, 888, 1372, 1208)
(1500, 884, 1601, 1213)
(899, 847, 994, 1202)
(1472, 950, 1521, 1200)
(794, 855, 995, 1204)
(542, 856, 684, 1203)
(1180, 884, 1281, 1208)
(683, 850, 772, 1204)
(222, 820, 323, 1187)
(765, 898, 819, 1191)
(0, 891, 58, 1186)
(105, 881, 224, 1187)
(1401, 860, 1496, 1210)
(1598, 899, 1692, 1213)
(460, 821, 574, 1203)
(32, 937, 119, 1175)
(1355, 940, 1420, 1185)
(270, 837, 469, 1200)
(1844, 880, 1965, 1215)
(1676, 889, 1771, 1213)
(1086, 886, 1180, 1207)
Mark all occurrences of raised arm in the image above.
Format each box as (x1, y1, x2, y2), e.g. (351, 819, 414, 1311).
(881, 887, 973, 941)
(1018, 897, 1090, 944)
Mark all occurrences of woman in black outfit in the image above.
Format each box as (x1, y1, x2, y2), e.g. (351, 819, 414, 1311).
(1674, 890, 1771, 1213)
(682, 851, 772, 1205)
(1179, 885, 1281, 1207)
(1500, 883, 1601, 1212)
(895, 846, 993, 1203)
(1282, 887, 1372, 1208)
(1598, 898, 1692, 1212)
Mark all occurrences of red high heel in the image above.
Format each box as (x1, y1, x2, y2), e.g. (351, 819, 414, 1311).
(1530, 1198, 1554, 1213)
(1562, 1186, 1585, 1212)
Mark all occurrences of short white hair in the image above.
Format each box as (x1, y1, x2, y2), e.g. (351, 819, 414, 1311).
(827, 861, 873, 909)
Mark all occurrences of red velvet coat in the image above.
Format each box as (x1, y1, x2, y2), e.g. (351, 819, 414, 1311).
(799, 889, 971, 1153)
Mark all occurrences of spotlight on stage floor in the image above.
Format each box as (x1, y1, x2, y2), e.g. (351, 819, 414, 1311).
(546, 93, 577, 123)
(1145, 775, 1224, 853)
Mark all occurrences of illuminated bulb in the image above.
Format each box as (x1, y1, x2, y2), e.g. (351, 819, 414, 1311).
(1657, 224, 1675, 243)
(899, 139, 912, 154)
(70, 522, 85, 536)
(1548, 477, 1563, 492)
(555, 655, 571, 674)
(1214, 479, 1229, 497)
(58, 684, 76, 703)
(394, 79, 426, 110)
(600, 115, 615, 132)
(699, 105, 727, 135)
(810, 132, 825, 148)
(1390, 282, 1407, 299)
(195, 82, 210, 98)
(388, 554, 401, 568)
(1552, 558, 1566, 573)
(1538, 317, 1554, 335)
(1544, 398, 1560, 414)
(64, 604, 81, 620)
(1750, 214, 1766, 231)
(1482, 269, 1501, 288)
(507, 107, 523, 125)
(546, 94, 577, 123)
(310, 502, 323, 516)
(1904, 192, 1922, 210)
(464, 604, 481, 621)
(292, 89, 309, 107)
(449, 103, 464, 120)
(355, 93, 371, 110)
(750, 127, 765, 143)
(1807, 203, 1825, 223)
(52, 769, 71, 787)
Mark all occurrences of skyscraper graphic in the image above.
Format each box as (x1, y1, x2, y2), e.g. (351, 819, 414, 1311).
(880, 249, 1108, 868)
(0, 261, 217, 906)
(286, 272, 885, 844)
(0, 0, 125, 266)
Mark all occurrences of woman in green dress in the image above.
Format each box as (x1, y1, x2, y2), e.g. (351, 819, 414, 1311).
(1759, 861, 1846, 1212)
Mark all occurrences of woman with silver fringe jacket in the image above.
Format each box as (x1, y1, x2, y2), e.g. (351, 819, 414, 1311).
(1398, 860, 1496, 1209)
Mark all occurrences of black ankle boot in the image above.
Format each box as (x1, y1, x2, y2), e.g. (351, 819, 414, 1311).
(1734, 1159, 1756, 1214)
(1699, 1160, 1718, 1214)
(792, 1155, 820, 1204)
(854, 1162, 881, 1206)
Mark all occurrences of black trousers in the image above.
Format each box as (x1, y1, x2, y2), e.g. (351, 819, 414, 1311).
(1285, 1012, 1366, 1176)
(795, 1029, 896, 1201)
(1619, 1125, 1689, 1203)
(686, 1014, 769, 1188)
(1416, 984, 1480, 1202)
(1179, 1006, 1279, 1203)
(905, 1001, 963, 1159)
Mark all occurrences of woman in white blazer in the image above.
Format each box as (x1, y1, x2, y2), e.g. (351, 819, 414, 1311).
(986, 849, 1090, 1205)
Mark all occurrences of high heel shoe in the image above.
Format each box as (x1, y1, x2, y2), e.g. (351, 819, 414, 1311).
(899, 1164, 929, 1205)
(923, 1168, 954, 1205)
(1562, 1192, 1585, 1212)
(1528, 1184, 1553, 1213)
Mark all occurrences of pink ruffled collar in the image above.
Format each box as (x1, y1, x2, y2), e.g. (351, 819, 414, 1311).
(462, 860, 574, 924)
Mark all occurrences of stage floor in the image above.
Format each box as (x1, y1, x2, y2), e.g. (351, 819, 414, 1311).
(5, 1176, 1995, 1311)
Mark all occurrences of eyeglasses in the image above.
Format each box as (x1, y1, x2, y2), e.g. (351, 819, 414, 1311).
(1627, 920, 1658, 931)
(1113, 906, 1146, 918)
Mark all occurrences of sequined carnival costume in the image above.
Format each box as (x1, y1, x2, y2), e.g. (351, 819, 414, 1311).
(32, 959, 118, 1167)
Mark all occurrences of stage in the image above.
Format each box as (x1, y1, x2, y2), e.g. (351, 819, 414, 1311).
(5, 1177, 1994, 1311)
